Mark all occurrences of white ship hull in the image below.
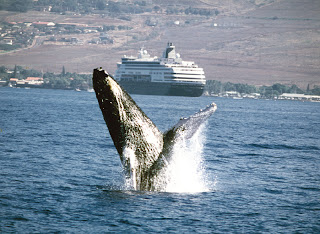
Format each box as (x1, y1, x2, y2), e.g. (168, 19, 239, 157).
(114, 43, 206, 97)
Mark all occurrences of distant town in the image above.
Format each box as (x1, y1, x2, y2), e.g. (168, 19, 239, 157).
(0, 0, 218, 52)
(0, 15, 126, 51)
(0, 65, 319, 102)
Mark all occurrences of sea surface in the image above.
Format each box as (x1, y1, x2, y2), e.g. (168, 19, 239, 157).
(0, 87, 319, 233)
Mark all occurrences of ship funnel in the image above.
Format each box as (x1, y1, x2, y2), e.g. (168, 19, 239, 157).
(163, 42, 176, 59)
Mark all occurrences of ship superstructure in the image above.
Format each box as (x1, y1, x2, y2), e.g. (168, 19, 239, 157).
(114, 43, 206, 96)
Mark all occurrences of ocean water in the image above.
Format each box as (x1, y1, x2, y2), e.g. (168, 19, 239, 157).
(0, 87, 319, 233)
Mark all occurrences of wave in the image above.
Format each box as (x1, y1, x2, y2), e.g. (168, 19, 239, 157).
(246, 143, 319, 151)
(297, 186, 320, 192)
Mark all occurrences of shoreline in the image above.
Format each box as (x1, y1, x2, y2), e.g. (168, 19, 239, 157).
(1, 86, 319, 102)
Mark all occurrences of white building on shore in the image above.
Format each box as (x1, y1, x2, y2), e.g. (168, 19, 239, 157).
(279, 93, 320, 102)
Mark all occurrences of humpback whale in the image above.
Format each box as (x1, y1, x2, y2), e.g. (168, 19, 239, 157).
(92, 68, 217, 191)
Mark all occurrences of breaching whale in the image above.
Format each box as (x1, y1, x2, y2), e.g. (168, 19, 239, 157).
(92, 68, 217, 191)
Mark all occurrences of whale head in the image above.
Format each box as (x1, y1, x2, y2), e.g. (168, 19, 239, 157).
(93, 68, 217, 191)
(93, 68, 164, 189)
(92, 69, 126, 155)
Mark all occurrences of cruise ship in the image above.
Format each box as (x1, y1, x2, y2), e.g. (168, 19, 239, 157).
(114, 43, 206, 97)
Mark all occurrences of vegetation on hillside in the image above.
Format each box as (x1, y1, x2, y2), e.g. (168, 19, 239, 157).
(205, 80, 320, 98)
(0, 65, 42, 80)
(0, 65, 92, 90)
(0, 0, 219, 16)
(43, 71, 92, 90)
(0, 0, 33, 12)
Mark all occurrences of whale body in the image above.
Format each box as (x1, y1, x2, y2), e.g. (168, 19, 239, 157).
(92, 68, 217, 191)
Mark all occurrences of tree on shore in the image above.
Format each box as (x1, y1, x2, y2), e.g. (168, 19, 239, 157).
(13, 65, 17, 78)
(62, 66, 66, 76)
(1, 0, 33, 12)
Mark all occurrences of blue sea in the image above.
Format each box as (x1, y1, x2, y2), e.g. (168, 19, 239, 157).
(0, 87, 319, 233)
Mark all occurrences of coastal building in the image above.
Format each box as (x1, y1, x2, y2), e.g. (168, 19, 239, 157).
(14, 77, 44, 88)
(25, 77, 44, 85)
(0, 80, 7, 86)
(222, 91, 241, 98)
(32, 22, 55, 27)
(279, 93, 320, 102)
(9, 78, 18, 86)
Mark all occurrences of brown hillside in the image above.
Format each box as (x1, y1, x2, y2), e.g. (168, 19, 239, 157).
(0, 0, 319, 88)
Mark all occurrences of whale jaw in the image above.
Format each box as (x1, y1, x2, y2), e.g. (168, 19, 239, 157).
(92, 68, 217, 191)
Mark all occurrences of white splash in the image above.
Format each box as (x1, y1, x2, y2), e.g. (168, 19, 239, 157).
(123, 147, 138, 190)
(157, 124, 210, 193)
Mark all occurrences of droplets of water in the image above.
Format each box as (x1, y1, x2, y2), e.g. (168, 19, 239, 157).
(157, 125, 212, 193)
(123, 147, 138, 190)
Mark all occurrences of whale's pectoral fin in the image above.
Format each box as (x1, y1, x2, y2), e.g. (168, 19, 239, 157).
(165, 102, 217, 142)
(159, 102, 217, 167)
